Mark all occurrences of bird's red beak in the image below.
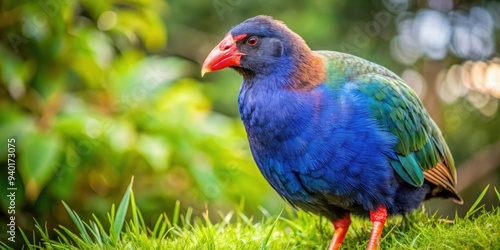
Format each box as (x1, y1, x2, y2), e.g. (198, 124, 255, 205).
(201, 34, 246, 76)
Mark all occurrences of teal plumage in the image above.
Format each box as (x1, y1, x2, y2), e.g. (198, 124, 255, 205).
(319, 51, 460, 194)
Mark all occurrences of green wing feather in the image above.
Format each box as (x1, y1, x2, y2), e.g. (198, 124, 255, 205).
(316, 51, 458, 192)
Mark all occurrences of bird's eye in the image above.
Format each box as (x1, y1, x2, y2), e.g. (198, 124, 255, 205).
(247, 36, 258, 46)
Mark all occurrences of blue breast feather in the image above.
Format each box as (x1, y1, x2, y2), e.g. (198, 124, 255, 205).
(238, 75, 431, 220)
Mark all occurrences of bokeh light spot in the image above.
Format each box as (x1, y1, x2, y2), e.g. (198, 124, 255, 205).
(98, 11, 117, 31)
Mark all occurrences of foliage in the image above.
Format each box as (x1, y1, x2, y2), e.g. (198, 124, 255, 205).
(0, 0, 273, 239)
(6, 180, 500, 250)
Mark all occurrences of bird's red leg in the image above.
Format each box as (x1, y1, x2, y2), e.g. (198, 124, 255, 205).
(366, 205, 387, 250)
(328, 213, 351, 250)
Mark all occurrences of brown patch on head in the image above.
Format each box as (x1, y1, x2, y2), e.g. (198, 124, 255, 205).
(288, 52, 326, 90)
(260, 17, 326, 90)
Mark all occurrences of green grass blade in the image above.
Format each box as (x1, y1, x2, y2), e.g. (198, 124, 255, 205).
(59, 226, 87, 247)
(261, 212, 282, 250)
(18, 227, 34, 250)
(92, 213, 110, 244)
(203, 209, 212, 228)
(236, 209, 253, 225)
(0, 241, 14, 250)
(172, 200, 181, 227)
(465, 185, 489, 219)
(279, 217, 303, 232)
(158, 213, 170, 239)
(152, 214, 163, 238)
(130, 185, 140, 235)
(85, 222, 102, 246)
(184, 207, 193, 229)
(112, 176, 134, 240)
(220, 210, 234, 227)
(108, 204, 115, 237)
(137, 207, 146, 230)
(62, 201, 93, 244)
(53, 228, 70, 245)
(32, 221, 49, 247)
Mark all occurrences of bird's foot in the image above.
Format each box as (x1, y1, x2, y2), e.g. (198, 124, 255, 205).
(328, 213, 351, 250)
(366, 205, 387, 250)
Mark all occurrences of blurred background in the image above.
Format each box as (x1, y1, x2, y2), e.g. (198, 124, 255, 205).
(1, 0, 499, 246)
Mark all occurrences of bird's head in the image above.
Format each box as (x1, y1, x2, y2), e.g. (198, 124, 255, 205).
(201, 15, 311, 78)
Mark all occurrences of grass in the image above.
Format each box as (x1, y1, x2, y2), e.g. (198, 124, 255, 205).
(2, 178, 500, 250)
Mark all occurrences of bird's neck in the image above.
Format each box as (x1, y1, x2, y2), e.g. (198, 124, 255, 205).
(237, 48, 327, 136)
(237, 84, 319, 150)
(237, 46, 327, 143)
(287, 50, 326, 90)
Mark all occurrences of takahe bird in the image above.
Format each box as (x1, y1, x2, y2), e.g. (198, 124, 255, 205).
(201, 15, 463, 250)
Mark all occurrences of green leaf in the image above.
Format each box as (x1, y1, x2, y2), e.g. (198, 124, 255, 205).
(136, 134, 170, 172)
(20, 131, 62, 201)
